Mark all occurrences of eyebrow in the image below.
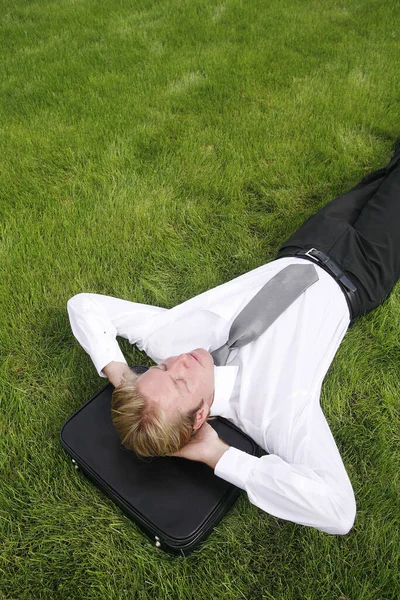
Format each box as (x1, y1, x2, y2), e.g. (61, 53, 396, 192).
(153, 364, 167, 371)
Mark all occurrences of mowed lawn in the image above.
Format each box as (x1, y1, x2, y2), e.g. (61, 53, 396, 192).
(1, 0, 400, 598)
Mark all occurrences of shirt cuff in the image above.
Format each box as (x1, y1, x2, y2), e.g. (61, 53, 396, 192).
(214, 446, 260, 490)
(94, 347, 128, 378)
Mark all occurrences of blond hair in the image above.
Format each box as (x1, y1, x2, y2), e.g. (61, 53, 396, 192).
(111, 372, 204, 457)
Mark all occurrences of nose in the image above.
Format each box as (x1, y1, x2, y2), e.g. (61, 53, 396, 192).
(170, 353, 191, 375)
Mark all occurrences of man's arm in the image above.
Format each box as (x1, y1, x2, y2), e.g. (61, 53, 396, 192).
(175, 410, 357, 536)
(67, 293, 167, 379)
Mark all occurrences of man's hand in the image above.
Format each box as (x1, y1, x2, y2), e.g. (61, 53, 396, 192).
(103, 362, 132, 388)
(172, 422, 230, 469)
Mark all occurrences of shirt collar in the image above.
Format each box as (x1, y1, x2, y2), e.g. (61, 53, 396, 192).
(210, 365, 238, 416)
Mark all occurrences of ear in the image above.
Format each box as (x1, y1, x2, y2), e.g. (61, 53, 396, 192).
(192, 404, 208, 431)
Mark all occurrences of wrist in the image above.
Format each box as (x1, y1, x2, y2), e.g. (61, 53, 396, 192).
(206, 439, 230, 469)
(103, 361, 130, 387)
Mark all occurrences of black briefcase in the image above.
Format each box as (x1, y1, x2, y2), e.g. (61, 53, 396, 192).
(60, 366, 262, 555)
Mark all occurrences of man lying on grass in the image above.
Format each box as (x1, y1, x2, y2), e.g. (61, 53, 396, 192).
(68, 142, 400, 535)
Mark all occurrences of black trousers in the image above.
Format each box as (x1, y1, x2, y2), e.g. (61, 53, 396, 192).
(276, 150, 400, 321)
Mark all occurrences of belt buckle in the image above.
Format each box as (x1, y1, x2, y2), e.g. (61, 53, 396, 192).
(304, 248, 318, 261)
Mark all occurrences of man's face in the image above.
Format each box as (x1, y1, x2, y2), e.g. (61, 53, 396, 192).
(136, 348, 215, 430)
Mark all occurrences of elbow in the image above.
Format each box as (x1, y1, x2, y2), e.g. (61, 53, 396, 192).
(330, 491, 357, 535)
(67, 293, 89, 316)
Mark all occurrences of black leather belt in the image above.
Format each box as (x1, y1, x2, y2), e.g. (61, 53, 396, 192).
(293, 248, 358, 320)
(295, 248, 356, 292)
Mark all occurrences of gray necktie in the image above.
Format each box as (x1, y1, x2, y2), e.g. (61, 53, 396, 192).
(211, 264, 319, 366)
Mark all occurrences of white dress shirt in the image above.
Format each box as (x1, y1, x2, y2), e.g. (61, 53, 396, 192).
(67, 257, 356, 535)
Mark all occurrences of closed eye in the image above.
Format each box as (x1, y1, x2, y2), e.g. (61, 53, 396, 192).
(176, 377, 189, 391)
(152, 364, 189, 392)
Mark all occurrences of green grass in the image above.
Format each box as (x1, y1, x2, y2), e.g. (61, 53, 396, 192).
(1, 0, 400, 598)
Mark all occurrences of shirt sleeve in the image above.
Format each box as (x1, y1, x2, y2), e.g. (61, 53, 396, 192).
(67, 293, 167, 377)
(214, 400, 357, 535)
